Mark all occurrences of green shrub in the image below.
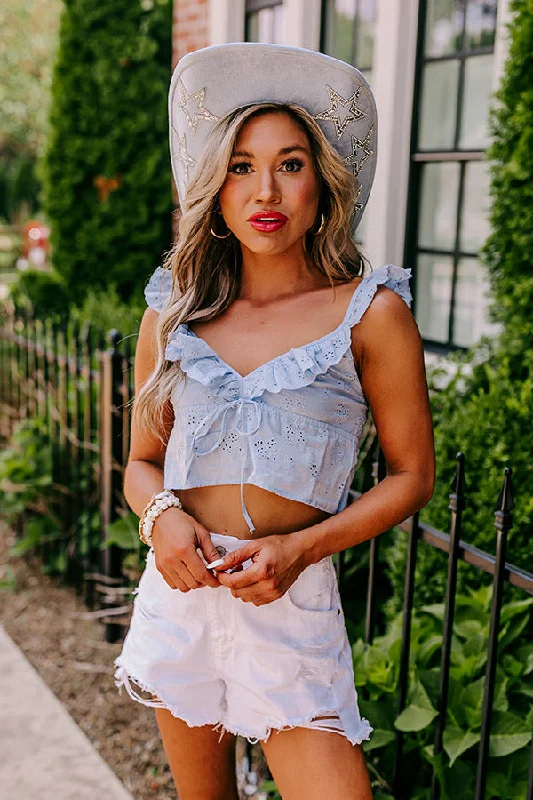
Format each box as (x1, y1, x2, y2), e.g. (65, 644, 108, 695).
(70, 281, 146, 340)
(0, 416, 54, 523)
(9, 268, 71, 317)
(354, 585, 533, 799)
(40, 0, 173, 304)
(0, 416, 66, 572)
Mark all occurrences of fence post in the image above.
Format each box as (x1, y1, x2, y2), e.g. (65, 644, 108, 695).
(431, 452, 467, 798)
(365, 442, 386, 645)
(393, 507, 420, 798)
(99, 330, 125, 643)
(475, 467, 514, 799)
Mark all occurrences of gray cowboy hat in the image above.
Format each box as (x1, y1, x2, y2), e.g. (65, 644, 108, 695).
(169, 42, 377, 232)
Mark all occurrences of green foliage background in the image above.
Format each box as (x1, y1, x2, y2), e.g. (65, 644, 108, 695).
(0, 0, 62, 222)
(383, 0, 533, 617)
(40, 0, 174, 305)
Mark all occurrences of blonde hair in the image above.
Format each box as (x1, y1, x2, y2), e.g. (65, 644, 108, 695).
(133, 102, 370, 445)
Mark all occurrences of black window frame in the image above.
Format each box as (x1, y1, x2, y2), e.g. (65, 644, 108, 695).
(403, 0, 498, 355)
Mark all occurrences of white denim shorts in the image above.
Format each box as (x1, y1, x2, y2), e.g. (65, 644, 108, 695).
(114, 532, 373, 746)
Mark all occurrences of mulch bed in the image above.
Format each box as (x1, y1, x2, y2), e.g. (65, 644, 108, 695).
(0, 521, 269, 799)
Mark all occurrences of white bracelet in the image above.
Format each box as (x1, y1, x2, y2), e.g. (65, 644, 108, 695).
(139, 490, 182, 547)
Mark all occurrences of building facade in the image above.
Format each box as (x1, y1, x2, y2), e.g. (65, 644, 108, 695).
(172, 0, 511, 358)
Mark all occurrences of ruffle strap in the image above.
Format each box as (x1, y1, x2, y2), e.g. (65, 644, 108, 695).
(144, 266, 172, 312)
(346, 263, 412, 326)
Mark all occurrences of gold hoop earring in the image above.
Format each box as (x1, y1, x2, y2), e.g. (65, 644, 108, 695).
(311, 213, 326, 236)
(210, 214, 232, 239)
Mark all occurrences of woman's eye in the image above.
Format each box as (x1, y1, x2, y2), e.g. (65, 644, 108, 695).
(281, 158, 304, 172)
(228, 161, 251, 174)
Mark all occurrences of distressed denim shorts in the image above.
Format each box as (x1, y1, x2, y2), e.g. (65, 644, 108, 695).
(114, 532, 373, 746)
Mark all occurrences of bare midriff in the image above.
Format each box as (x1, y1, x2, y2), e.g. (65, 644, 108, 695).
(175, 483, 331, 540)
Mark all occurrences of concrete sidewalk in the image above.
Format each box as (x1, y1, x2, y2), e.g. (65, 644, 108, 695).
(0, 624, 133, 800)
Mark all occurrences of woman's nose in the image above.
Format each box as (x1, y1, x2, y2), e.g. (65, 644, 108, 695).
(255, 169, 281, 204)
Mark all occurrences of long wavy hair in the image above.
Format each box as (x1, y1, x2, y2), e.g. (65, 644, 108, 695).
(133, 101, 370, 445)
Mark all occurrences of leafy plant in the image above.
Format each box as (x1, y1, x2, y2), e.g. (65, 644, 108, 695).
(9, 268, 71, 317)
(0, 0, 62, 222)
(0, 416, 55, 523)
(257, 779, 282, 799)
(103, 509, 146, 581)
(70, 282, 146, 341)
(40, 0, 173, 305)
(354, 585, 533, 798)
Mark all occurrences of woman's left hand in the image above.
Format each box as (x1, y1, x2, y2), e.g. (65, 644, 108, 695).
(213, 534, 307, 605)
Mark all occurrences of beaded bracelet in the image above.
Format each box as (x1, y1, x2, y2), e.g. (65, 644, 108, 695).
(138, 489, 183, 547)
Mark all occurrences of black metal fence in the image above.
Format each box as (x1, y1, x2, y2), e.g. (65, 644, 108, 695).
(344, 450, 533, 799)
(0, 304, 132, 632)
(1, 302, 532, 799)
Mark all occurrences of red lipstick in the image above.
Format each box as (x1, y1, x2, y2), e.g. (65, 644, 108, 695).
(248, 211, 288, 233)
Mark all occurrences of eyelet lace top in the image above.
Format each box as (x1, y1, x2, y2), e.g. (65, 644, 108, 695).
(144, 263, 413, 533)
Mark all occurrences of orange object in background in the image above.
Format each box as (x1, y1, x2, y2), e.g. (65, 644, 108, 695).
(21, 220, 50, 269)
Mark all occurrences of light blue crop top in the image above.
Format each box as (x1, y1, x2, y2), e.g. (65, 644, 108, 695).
(144, 263, 413, 534)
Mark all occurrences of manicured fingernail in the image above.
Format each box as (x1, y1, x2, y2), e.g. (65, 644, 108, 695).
(206, 557, 225, 570)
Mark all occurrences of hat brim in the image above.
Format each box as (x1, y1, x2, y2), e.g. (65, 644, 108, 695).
(169, 42, 377, 232)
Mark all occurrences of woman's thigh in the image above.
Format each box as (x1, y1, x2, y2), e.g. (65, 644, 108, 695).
(261, 726, 373, 800)
(154, 709, 239, 800)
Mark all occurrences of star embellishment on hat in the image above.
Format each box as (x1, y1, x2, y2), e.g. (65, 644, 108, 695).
(313, 84, 366, 140)
(175, 131, 196, 192)
(176, 77, 219, 134)
(344, 126, 375, 176)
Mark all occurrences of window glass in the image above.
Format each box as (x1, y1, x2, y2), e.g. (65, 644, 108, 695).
(418, 162, 460, 251)
(323, 0, 356, 63)
(416, 254, 453, 342)
(410, 0, 497, 348)
(465, 0, 497, 50)
(453, 258, 499, 346)
(418, 60, 460, 150)
(424, 0, 464, 57)
(459, 161, 491, 253)
(246, 5, 284, 44)
(321, 0, 376, 72)
(458, 53, 494, 149)
(355, 0, 377, 69)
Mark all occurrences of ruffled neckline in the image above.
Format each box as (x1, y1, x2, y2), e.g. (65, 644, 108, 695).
(164, 264, 412, 401)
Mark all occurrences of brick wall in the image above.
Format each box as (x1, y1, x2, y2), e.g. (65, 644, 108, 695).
(172, 0, 209, 68)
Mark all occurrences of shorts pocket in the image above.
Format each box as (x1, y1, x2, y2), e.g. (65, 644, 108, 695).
(285, 558, 339, 613)
(283, 558, 344, 650)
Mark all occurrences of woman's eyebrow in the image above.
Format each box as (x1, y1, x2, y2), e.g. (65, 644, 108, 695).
(231, 145, 310, 158)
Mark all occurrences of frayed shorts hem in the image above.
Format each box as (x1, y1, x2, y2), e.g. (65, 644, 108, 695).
(114, 661, 373, 747)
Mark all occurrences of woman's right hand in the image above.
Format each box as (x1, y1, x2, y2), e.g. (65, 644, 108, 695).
(151, 507, 222, 591)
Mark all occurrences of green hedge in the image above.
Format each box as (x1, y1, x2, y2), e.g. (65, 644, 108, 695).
(40, 0, 173, 304)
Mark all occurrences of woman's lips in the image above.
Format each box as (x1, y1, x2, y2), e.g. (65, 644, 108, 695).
(248, 212, 288, 233)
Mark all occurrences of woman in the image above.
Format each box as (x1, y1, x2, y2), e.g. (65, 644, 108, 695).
(114, 43, 435, 799)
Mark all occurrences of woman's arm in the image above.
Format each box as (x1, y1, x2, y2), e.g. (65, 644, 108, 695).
(125, 307, 221, 590)
(293, 284, 435, 566)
